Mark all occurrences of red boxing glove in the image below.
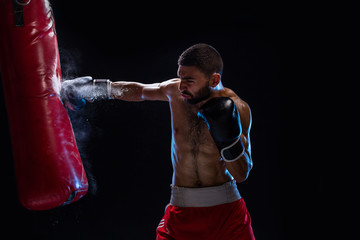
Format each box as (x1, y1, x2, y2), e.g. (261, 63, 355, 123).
(0, 0, 88, 210)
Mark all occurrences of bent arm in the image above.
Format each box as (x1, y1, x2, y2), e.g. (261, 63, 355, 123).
(225, 99, 253, 183)
(225, 133, 253, 183)
(110, 81, 168, 102)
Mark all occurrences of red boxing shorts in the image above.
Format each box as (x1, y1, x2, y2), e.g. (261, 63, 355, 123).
(156, 181, 255, 240)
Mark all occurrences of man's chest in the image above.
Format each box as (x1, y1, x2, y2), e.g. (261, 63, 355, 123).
(170, 101, 214, 147)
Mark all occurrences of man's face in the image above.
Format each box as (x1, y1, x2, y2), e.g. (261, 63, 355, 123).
(177, 65, 211, 105)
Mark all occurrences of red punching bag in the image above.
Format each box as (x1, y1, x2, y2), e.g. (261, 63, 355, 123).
(0, 0, 88, 210)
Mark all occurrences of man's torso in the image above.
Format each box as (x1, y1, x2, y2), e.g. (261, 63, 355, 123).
(162, 79, 249, 188)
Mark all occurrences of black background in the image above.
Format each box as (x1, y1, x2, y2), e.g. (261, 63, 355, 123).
(1, 1, 326, 239)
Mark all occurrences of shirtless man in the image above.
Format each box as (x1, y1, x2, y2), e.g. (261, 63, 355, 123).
(61, 43, 255, 239)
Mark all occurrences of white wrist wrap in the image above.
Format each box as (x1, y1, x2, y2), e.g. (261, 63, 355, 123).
(93, 79, 112, 99)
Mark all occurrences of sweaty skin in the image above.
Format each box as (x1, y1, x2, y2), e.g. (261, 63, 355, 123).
(110, 66, 252, 188)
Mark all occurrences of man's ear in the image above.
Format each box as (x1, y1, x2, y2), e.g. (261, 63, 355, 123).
(209, 73, 221, 88)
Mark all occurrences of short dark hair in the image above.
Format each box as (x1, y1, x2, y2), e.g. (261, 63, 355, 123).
(178, 43, 223, 78)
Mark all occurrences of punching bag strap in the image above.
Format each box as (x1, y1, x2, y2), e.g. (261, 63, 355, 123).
(12, 0, 31, 27)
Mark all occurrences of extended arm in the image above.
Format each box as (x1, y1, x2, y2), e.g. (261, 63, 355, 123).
(110, 81, 168, 102)
(60, 76, 172, 110)
(110, 78, 180, 102)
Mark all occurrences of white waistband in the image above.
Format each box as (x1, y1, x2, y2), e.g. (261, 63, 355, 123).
(170, 180, 241, 207)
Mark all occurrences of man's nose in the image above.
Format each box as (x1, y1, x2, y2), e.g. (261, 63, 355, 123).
(179, 81, 186, 91)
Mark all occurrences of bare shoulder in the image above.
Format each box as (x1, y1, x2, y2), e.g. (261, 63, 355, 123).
(223, 88, 250, 111)
(159, 78, 181, 99)
(223, 88, 252, 133)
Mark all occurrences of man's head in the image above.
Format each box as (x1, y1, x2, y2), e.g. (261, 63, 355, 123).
(177, 43, 223, 104)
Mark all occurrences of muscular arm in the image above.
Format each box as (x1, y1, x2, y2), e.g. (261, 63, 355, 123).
(110, 81, 169, 102)
(225, 132, 252, 183)
(225, 100, 253, 183)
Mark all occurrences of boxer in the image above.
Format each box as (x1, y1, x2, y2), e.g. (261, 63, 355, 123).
(61, 43, 255, 239)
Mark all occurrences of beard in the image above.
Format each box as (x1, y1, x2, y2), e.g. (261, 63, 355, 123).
(183, 84, 211, 105)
